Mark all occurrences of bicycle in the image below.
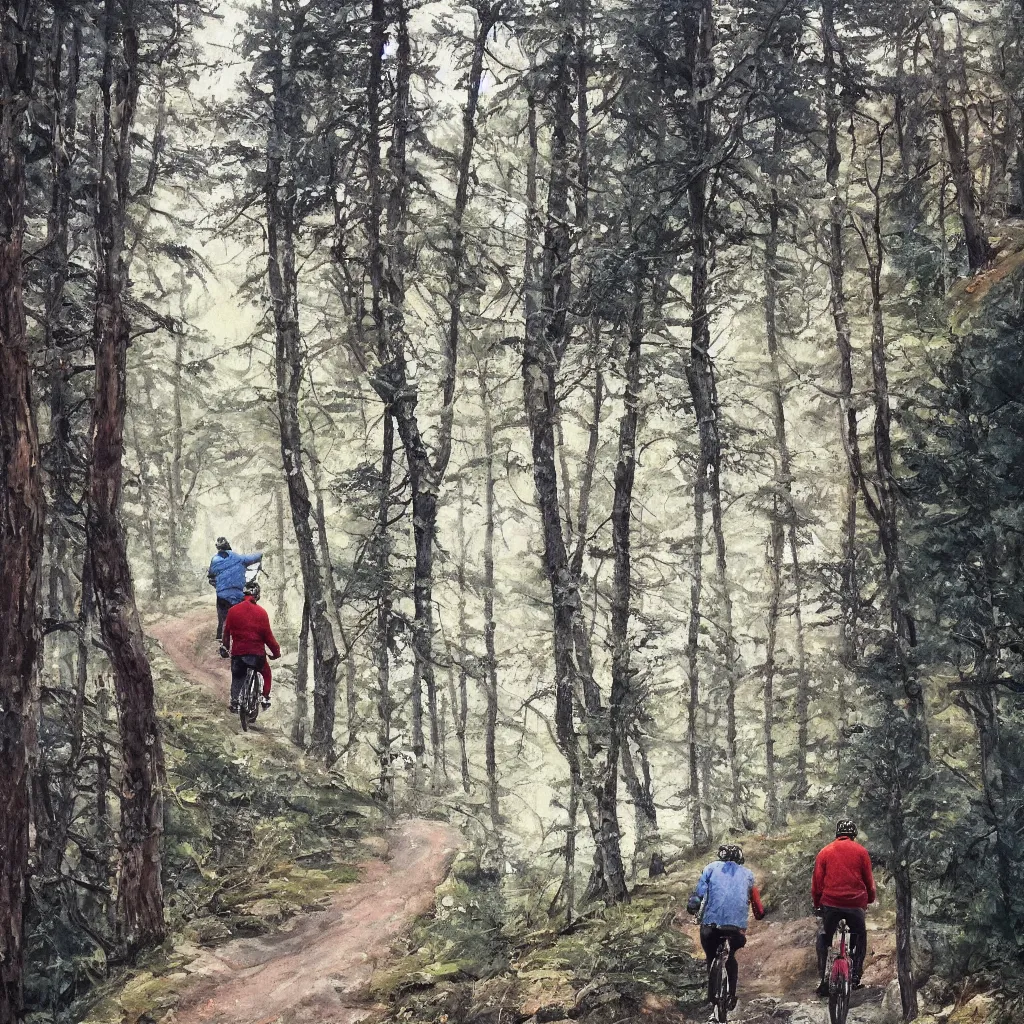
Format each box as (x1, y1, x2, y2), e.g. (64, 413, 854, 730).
(825, 917, 852, 1024)
(237, 656, 263, 732)
(708, 934, 732, 1023)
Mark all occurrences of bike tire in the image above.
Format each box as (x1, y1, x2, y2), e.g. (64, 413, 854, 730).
(713, 953, 730, 1022)
(239, 670, 258, 732)
(829, 962, 850, 1024)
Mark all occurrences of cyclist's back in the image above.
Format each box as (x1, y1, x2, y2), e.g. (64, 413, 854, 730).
(688, 845, 765, 1020)
(813, 820, 876, 994)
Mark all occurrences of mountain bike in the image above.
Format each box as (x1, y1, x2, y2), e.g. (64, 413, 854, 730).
(825, 917, 852, 1024)
(709, 934, 732, 1023)
(238, 656, 263, 732)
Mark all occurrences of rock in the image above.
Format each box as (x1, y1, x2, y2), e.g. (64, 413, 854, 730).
(535, 1005, 568, 1022)
(879, 979, 904, 1023)
(183, 917, 232, 945)
(248, 898, 287, 922)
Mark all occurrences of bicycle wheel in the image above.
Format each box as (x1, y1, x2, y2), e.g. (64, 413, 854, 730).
(239, 669, 259, 731)
(828, 958, 850, 1024)
(713, 950, 730, 1022)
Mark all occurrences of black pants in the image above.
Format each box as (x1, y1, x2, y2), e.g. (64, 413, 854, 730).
(231, 655, 265, 704)
(817, 906, 867, 982)
(216, 597, 235, 639)
(700, 925, 746, 1003)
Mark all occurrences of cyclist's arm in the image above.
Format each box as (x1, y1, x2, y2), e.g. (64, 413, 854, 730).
(750, 883, 765, 920)
(811, 850, 826, 908)
(223, 610, 234, 650)
(862, 848, 877, 904)
(695, 865, 712, 899)
(241, 552, 263, 566)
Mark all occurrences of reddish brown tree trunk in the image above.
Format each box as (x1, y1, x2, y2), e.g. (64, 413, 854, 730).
(86, 0, 166, 957)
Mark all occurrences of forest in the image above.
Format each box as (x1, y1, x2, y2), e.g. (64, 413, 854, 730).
(1, 0, 1024, 1022)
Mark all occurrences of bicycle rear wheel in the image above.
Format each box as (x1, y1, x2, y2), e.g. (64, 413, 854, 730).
(239, 670, 259, 731)
(829, 960, 850, 1024)
(712, 952, 730, 1022)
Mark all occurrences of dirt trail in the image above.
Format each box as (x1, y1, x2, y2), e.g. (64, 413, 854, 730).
(149, 606, 238, 706)
(148, 610, 462, 1024)
(167, 818, 459, 1024)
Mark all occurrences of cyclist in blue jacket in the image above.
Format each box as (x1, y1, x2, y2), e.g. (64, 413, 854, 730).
(687, 844, 766, 1020)
(208, 537, 262, 640)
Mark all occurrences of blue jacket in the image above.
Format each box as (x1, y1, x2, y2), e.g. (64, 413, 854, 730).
(208, 550, 261, 603)
(694, 861, 759, 929)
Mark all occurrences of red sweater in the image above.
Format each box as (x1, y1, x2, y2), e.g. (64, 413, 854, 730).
(223, 596, 281, 660)
(812, 837, 877, 910)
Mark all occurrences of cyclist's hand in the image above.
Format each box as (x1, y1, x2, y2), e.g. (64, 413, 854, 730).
(686, 895, 702, 916)
(754, 908, 766, 921)
(270, 652, 280, 660)
(219, 645, 229, 659)
(813, 906, 823, 917)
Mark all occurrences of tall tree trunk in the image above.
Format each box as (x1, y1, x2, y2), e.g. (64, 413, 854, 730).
(610, 273, 652, 871)
(822, 0, 860, 750)
(521, 28, 629, 903)
(362, 1, 497, 779)
(763, 124, 794, 823)
(374, 412, 396, 802)
(87, 0, 166, 956)
(477, 351, 501, 831)
(0, 2, 43, 1012)
(453, 476, 472, 794)
(274, 486, 288, 622)
(264, 0, 340, 763)
(927, 10, 991, 273)
(682, 0, 719, 850)
(291, 597, 310, 748)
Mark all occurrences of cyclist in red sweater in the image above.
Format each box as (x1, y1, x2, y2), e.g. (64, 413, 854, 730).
(812, 819, 876, 994)
(220, 580, 281, 713)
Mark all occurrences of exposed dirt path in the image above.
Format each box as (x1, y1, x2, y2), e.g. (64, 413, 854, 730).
(167, 818, 460, 1024)
(150, 606, 236, 706)
(147, 609, 462, 1024)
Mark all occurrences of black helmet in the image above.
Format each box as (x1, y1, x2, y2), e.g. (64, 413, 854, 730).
(836, 819, 858, 839)
(718, 844, 744, 864)
(244, 580, 261, 601)
(216, 537, 231, 552)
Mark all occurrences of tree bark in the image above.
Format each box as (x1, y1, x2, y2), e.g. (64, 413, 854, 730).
(822, 0, 860, 752)
(86, 0, 166, 957)
(291, 597, 310, 749)
(762, 121, 794, 825)
(264, 0, 341, 763)
(374, 412, 396, 802)
(682, 0, 718, 851)
(0, 2, 43, 1011)
(476, 350, 501, 831)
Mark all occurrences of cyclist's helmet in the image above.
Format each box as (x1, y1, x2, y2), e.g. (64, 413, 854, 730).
(718, 844, 744, 864)
(836, 819, 858, 839)
(216, 536, 231, 552)
(244, 580, 261, 601)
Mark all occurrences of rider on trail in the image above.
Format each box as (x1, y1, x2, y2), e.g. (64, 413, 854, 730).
(812, 819, 876, 994)
(208, 537, 263, 640)
(220, 579, 280, 713)
(687, 844, 766, 1019)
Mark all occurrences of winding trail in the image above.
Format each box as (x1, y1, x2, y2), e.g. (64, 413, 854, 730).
(148, 609, 462, 1024)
